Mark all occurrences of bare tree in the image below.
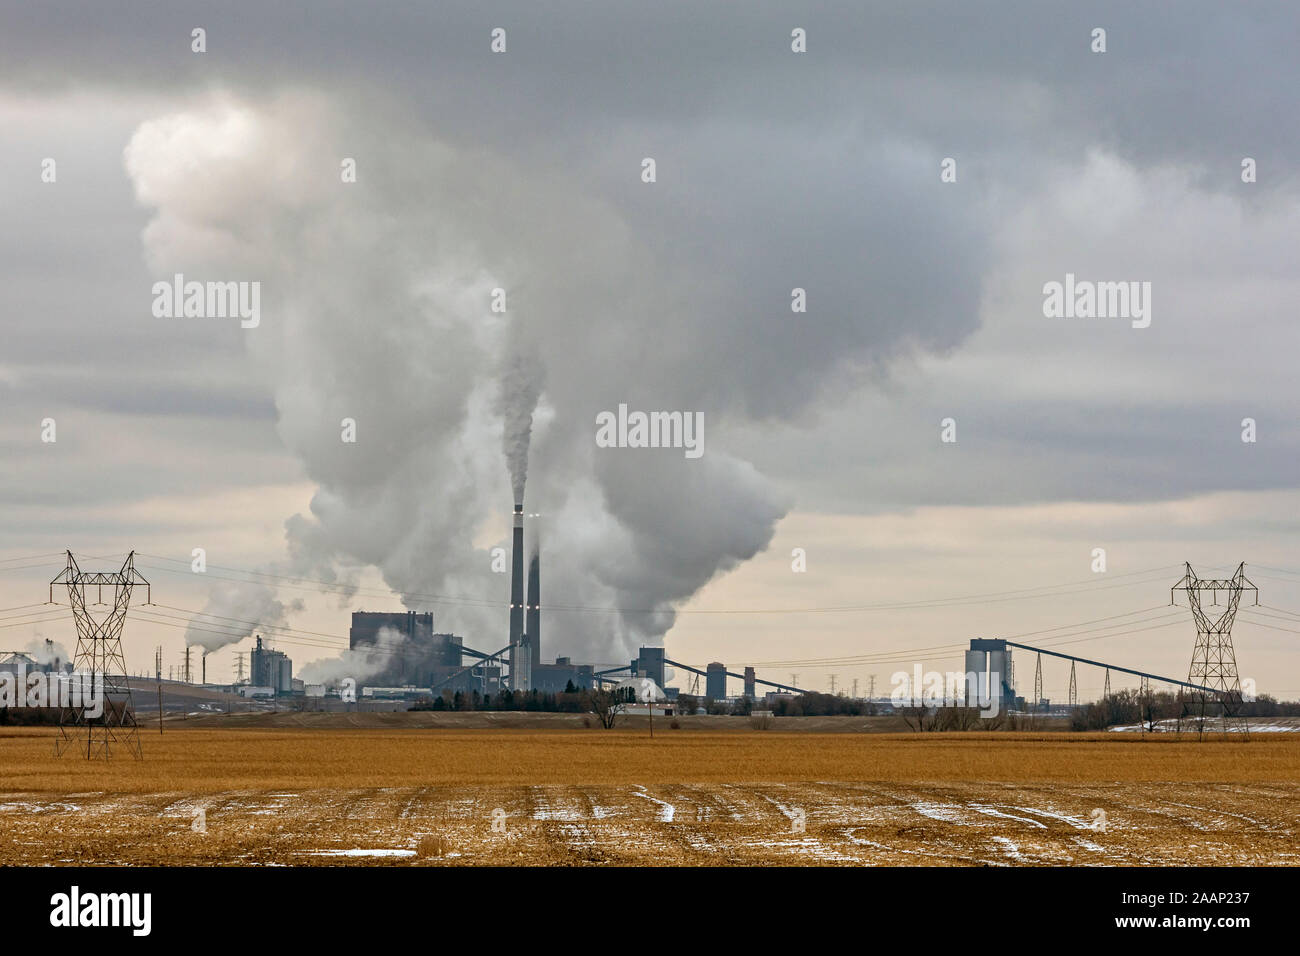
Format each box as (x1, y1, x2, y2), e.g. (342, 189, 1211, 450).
(584, 686, 631, 729)
(936, 705, 980, 731)
(898, 703, 938, 732)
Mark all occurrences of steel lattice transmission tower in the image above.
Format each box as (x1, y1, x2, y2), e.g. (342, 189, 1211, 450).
(1171, 562, 1256, 737)
(49, 551, 150, 759)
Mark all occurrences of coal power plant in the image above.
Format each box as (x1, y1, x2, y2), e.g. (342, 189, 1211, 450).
(334, 498, 802, 702)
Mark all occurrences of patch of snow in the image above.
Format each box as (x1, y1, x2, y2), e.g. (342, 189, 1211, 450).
(970, 804, 1047, 828)
(991, 836, 1025, 861)
(910, 802, 971, 825)
(632, 786, 675, 823)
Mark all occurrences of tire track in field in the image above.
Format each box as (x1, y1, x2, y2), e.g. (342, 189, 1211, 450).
(720, 783, 864, 864)
(527, 785, 618, 865)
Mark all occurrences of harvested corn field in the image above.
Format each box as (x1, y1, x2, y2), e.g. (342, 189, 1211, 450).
(1, 727, 1296, 865)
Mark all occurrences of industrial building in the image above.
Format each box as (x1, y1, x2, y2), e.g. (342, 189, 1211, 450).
(706, 662, 727, 699)
(349, 611, 463, 687)
(0, 650, 67, 675)
(250, 636, 293, 694)
(964, 638, 1018, 711)
(323, 499, 801, 702)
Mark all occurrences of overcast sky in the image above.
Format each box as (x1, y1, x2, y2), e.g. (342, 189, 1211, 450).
(2, 2, 1299, 699)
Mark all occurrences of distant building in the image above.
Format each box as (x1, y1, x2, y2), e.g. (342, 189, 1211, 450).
(0, 650, 67, 675)
(706, 662, 727, 700)
(250, 636, 293, 693)
(532, 656, 595, 693)
(632, 647, 666, 688)
(614, 677, 673, 716)
(349, 611, 462, 686)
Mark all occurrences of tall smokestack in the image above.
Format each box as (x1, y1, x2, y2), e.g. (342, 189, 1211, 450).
(527, 547, 540, 675)
(509, 503, 525, 689)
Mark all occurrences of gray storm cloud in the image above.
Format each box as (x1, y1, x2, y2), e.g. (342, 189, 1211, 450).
(123, 90, 977, 661)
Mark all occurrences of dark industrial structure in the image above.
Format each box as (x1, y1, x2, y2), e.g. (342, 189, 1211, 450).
(526, 550, 541, 676)
(706, 661, 727, 699)
(348, 611, 463, 687)
(250, 635, 293, 693)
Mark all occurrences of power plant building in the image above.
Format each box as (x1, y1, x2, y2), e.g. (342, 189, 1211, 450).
(250, 636, 293, 694)
(632, 646, 666, 689)
(706, 662, 727, 700)
(349, 611, 464, 688)
(964, 638, 1016, 711)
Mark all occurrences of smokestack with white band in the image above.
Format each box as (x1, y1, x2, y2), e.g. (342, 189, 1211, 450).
(509, 503, 525, 689)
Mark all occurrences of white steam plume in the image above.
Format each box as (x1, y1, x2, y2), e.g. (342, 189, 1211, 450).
(181, 579, 304, 654)
(298, 627, 406, 685)
(124, 90, 973, 664)
(497, 346, 543, 506)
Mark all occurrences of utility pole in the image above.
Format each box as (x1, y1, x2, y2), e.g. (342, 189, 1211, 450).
(234, 651, 247, 684)
(852, 678, 859, 699)
(868, 674, 876, 700)
(790, 673, 798, 691)
(829, 674, 837, 695)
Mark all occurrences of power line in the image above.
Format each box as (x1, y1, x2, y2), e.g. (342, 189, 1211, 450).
(0, 612, 69, 630)
(744, 607, 1181, 668)
(1237, 614, 1300, 636)
(0, 602, 61, 619)
(132, 552, 1180, 617)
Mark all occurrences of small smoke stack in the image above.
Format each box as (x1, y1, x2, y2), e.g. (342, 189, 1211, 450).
(527, 548, 540, 674)
(202, 651, 207, 685)
(508, 503, 525, 689)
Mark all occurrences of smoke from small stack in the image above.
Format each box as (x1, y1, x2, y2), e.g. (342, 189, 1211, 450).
(497, 349, 543, 508)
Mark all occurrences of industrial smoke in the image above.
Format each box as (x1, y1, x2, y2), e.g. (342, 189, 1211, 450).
(124, 90, 974, 664)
